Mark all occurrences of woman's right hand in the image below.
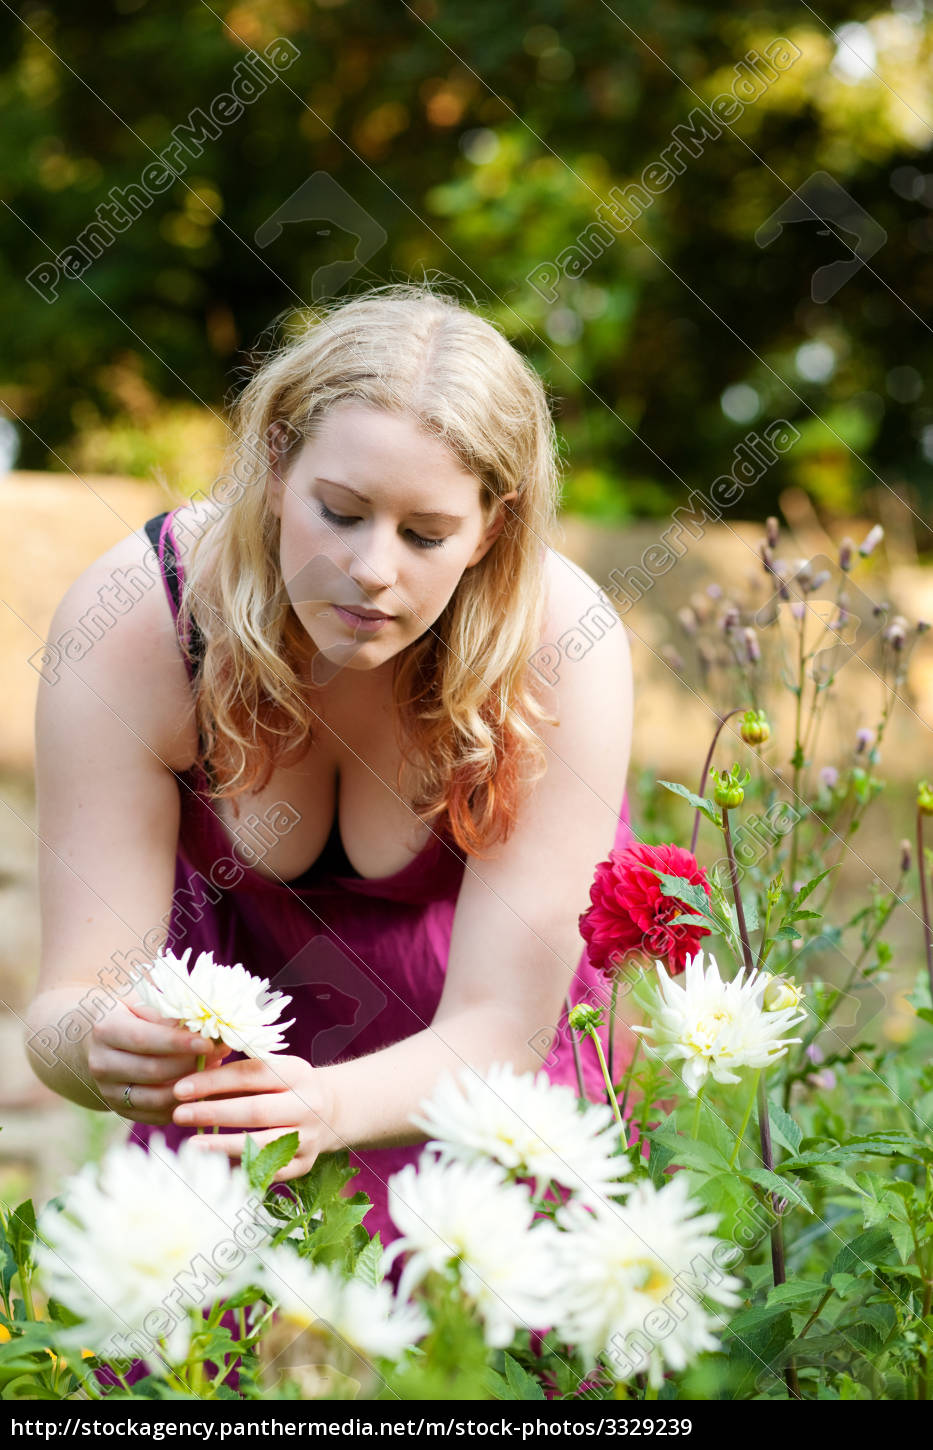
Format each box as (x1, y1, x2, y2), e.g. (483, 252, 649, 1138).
(86, 998, 231, 1124)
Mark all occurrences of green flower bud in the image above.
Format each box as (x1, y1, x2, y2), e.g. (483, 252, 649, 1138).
(568, 1003, 603, 1034)
(761, 975, 804, 1012)
(711, 764, 750, 809)
(740, 709, 771, 746)
(919, 781, 933, 816)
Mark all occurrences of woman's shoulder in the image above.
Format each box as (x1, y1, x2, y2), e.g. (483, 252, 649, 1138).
(540, 544, 627, 644)
(43, 509, 202, 772)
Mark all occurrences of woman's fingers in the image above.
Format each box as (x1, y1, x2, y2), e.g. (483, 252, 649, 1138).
(88, 1045, 224, 1086)
(184, 1127, 303, 1159)
(173, 1055, 287, 1102)
(95, 1005, 216, 1057)
(172, 1091, 292, 1131)
(105, 1081, 180, 1122)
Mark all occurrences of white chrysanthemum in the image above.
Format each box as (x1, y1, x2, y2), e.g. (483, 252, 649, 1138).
(410, 1062, 630, 1205)
(383, 1152, 561, 1348)
(631, 949, 806, 1096)
(34, 1135, 273, 1364)
(258, 1248, 428, 1363)
(553, 1174, 743, 1387)
(135, 947, 295, 1060)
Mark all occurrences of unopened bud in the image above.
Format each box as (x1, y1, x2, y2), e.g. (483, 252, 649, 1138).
(839, 537, 854, 572)
(568, 1003, 603, 1033)
(761, 975, 804, 1012)
(759, 542, 774, 573)
(819, 765, 838, 790)
(765, 516, 779, 549)
(918, 620, 931, 634)
(858, 524, 884, 557)
(740, 709, 771, 745)
(790, 601, 806, 620)
(918, 781, 933, 816)
(721, 605, 740, 633)
(743, 627, 761, 664)
(900, 838, 912, 873)
(711, 764, 750, 809)
(855, 727, 875, 754)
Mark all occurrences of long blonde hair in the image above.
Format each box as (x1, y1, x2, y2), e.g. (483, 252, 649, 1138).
(178, 282, 561, 858)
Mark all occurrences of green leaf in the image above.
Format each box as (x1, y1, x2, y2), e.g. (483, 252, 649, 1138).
(657, 780, 722, 826)
(742, 1167, 814, 1214)
(651, 872, 715, 919)
(243, 1132, 299, 1193)
(765, 1280, 827, 1309)
(830, 1226, 896, 1279)
(7, 1202, 36, 1277)
(503, 1352, 546, 1400)
(765, 1098, 802, 1155)
(353, 1233, 385, 1287)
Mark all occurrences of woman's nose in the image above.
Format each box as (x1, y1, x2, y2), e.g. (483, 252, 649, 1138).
(345, 523, 399, 594)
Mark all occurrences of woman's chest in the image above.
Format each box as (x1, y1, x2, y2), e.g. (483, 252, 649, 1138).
(209, 685, 432, 884)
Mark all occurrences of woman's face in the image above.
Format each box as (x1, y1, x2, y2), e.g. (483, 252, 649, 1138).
(268, 401, 516, 684)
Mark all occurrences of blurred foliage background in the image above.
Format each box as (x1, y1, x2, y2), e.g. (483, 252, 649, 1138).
(1, 0, 932, 531)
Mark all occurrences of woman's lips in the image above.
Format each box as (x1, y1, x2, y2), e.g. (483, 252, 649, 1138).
(332, 604, 393, 632)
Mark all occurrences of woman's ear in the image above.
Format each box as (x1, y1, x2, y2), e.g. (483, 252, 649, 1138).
(265, 422, 299, 519)
(465, 490, 520, 568)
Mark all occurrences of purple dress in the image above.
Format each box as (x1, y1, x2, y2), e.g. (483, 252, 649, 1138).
(130, 508, 633, 1249)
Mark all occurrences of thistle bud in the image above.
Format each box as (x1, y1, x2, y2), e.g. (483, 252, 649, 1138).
(883, 615, 908, 650)
(855, 727, 875, 754)
(766, 516, 780, 549)
(706, 583, 723, 600)
(858, 524, 884, 557)
(740, 708, 771, 745)
(819, 765, 839, 790)
(743, 627, 761, 664)
(568, 1003, 603, 1034)
(918, 781, 933, 816)
(721, 604, 740, 633)
(872, 600, 890, 618)
(839, 537, 854, 572)
(918, 620, 931, 634)
(808, 569, 831, 594)
(790, 601, 806, 620)
(761, 975, 804, 1012)
(760, 542, 775, 573)
(900, 838, 912, 873)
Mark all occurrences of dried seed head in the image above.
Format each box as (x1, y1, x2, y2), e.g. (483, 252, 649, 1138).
(855, 727, 875, 754)
(900, 838, 912, 873)
(765, 516, 780, 549)
(838, 537, 855, 572)
(743, 626, 761, 663)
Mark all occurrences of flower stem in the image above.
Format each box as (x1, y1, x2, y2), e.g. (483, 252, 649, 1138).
(917, 808, 933, 1004)
(729, 1070, 760, 1167)
(692, 1084, 704, 1139)
(566, 995, 586, 1099)
(586, 1025, 626, 1143)
(722, 807, 755, 976)
(756, 1074, 799, 1398)
(607, 978, 618, 1088)
(618, 1037, 641, 1123)
(691, 708, 744, 854)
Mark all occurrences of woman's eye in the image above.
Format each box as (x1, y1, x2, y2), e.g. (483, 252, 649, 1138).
(318, 503, 446, 551)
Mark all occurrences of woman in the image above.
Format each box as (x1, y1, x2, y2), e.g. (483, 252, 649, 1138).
(26, 284, 633, 1251)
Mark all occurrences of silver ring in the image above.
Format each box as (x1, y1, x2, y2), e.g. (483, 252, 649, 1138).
(123, 1084, 134, 1110)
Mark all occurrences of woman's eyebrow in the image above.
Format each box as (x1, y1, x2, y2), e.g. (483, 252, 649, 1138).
(315, 477, 466, 524)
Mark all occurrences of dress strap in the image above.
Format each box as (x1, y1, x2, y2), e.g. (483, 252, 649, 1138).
(143, 511, 205, 684)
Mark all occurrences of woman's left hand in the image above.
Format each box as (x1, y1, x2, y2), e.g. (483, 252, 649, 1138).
(171, 1053, 339, 1180)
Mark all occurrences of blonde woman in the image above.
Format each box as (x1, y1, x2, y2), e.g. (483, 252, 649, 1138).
(27, 284, 633, 1254)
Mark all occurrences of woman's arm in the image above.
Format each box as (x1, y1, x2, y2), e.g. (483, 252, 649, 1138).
(26, 532, 228, 1118)
(175, 561, 634, 1169)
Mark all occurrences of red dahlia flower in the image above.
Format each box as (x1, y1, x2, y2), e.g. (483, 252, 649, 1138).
(578, 842, 711, 978)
